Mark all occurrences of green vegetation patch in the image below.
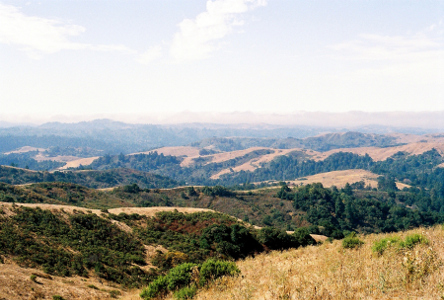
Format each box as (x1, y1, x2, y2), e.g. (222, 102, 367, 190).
(342, 233, 364, 249)
(0, 206, 155, 287)
(140, 259, 240, 300)
(372, 234, 429, 255)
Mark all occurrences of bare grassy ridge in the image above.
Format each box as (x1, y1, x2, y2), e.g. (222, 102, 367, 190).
(125, 226, 444, 300)
(288, 169, 409, 189)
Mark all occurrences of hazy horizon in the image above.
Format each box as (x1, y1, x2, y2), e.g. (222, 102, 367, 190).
(3, 111, 444, 131)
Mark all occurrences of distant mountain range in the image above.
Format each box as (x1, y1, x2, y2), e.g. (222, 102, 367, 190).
(0, 118, 442, 155)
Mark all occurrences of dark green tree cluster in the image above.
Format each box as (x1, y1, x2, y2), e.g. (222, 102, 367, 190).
(0, 166, 177, 189)
(217, 152, 374, 185)
(284, 183, 443, 236)
(89, 152, 181, 171)
(258, 226, 315, 250)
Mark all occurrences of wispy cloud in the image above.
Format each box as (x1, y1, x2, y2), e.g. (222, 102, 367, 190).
(329, 33, 442, 62)
(137, 45, 163, 64)
(170, 0, 266, 62)
(0, 3, 133, 58)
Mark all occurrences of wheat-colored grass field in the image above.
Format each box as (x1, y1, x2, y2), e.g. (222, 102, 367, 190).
(289, 169, 410, 190)
(57, 156, 100, 170)
(125, 225, 444, 300)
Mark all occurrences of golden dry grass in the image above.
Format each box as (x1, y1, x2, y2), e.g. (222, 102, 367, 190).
(57, 156, 100, 170)
(133, 146, 201, 167)
(388, 133, 444, 144)
(316, 142, 444, 162)
(0, 259, 125, 300)
(0, 203, 215, 219)
(108, 206, 214, 216)
(288, 169, 409, 190)
(34, 154, 80, 163)
(4, 146, 46, 154)
(211, 149, 300, 179)
(139, 146, 201, 158)
(123, 226, 444, 300)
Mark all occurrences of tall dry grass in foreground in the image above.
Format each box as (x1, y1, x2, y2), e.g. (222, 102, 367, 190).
(126, 226, 444, 300)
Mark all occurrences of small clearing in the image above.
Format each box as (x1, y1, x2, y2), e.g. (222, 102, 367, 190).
(135, 146, 201, 158)
(57, 156, 100, 170)
(4, 146, 46, 154)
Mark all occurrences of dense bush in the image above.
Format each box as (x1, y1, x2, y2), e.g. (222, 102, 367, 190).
(371, 236, 402, 255)
(198, 259, 240, 286)
(258, 227, 300, 250)
(372, 234, 428, 255)
(140, 259, 239, 300)
(174, 285, 198, 299)
(292, 227, 316, 246)
(403, 233, 429, 249)
(342, 233, 364, 249)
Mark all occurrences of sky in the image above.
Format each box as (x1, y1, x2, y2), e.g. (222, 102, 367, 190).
(0, 0, 443, 124)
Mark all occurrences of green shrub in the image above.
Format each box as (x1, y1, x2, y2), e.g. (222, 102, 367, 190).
(140, 263, 198, 300)
(199, 259, 240, 286)
(52, 296, 66, 300)
(258, 227, 299, 250)
(372, 236, 402, 255)
(87, 284, 99, 289)
(372, 234, 428, 255)
(140, 275, 169, 299)
(292, 227, 316, 246)
(401, 233, 428, 249)
(109, 290, 121, 298)
(140, 259, 240, 300)
(342, 233, 364, 249)
(174, 285, 197, 299)
(166, 263, 198, 291)
(30, 274, 37, 282)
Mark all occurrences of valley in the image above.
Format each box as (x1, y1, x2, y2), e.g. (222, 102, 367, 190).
(2, 121, 444, 299)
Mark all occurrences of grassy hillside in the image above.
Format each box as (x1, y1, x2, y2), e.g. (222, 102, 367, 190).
(0, 203, 314, 299)
(2, 181, 443, 235)
(144, 225, 444, 300)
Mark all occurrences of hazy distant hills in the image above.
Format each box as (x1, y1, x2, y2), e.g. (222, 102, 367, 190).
(0, 118, 434, 155)
(2, 119, 444, 189)
(191, 132, 399, 152)
(0, 119, 336, 154)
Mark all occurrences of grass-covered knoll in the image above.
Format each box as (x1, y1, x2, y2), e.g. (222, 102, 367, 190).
(4, 178, 444, 239)
(148, 226, 444, 300)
